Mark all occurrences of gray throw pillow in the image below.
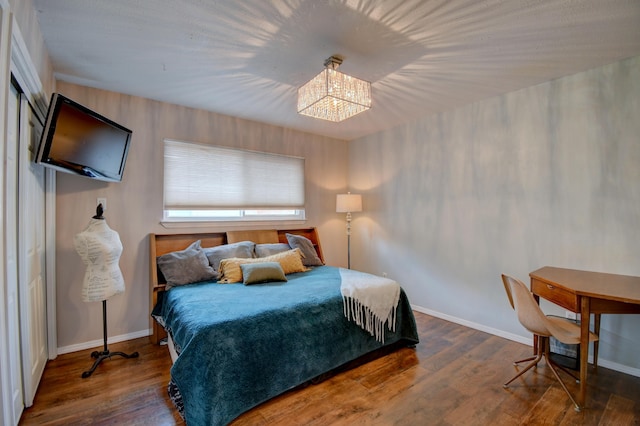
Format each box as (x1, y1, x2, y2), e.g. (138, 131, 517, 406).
(255, 243, 291, 258)
(240, 262, 287, 285)
(157, 240, 218, 289)
(204, 241, 255, 271)
(285, 233, 323, 266)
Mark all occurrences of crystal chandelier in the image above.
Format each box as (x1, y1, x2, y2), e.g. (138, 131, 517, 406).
(297, 56, 372, 122)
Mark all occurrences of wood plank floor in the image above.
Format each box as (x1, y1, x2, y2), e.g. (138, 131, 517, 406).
(19, 312, 640, 425)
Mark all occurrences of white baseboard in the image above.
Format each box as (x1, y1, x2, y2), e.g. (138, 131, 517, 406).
(412, 305, 532, 346)
(56, 328, 151, 356)
(596, 358, 640, 378)
(411, 304, 640, 378)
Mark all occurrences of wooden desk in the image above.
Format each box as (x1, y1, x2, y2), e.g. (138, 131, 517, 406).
(529, 266, 640, 408)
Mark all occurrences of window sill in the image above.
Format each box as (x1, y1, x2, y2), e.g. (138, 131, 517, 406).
(160, 219, 307, 229)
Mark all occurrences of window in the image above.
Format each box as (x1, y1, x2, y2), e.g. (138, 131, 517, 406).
(163, 140, 305, 222)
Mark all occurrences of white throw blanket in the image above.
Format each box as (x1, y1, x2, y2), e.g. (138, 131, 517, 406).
(340, 268, 400, 343)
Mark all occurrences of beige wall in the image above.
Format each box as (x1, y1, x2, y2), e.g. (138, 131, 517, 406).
(348, 55, 640, 372)
(54, 82, 350, 349)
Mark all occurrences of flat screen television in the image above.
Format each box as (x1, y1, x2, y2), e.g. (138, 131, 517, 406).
(36, 93, 132, 182)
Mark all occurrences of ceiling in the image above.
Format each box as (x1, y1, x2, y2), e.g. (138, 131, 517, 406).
(32, 0, 640, 141)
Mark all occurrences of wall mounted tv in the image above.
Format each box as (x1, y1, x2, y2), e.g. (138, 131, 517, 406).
(36, 93, 132, 182)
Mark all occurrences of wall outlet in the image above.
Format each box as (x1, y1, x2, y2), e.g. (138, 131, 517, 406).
(565, 310, 577, 320)
(382, 272, 387, 277)
(97, 197, 107, 211)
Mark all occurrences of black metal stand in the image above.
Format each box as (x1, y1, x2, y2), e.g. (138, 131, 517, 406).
(82, 300, 139, 378)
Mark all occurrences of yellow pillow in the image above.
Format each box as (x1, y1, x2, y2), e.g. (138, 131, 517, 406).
(218, 248, 308, 283)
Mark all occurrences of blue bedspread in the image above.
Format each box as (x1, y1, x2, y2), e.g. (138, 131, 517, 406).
(156, 265, 419, 425)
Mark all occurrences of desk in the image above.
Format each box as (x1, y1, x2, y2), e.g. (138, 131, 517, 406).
(530, 266, 640, 408)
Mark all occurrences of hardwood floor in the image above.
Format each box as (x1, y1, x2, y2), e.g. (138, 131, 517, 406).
(19, 312, 640, 425)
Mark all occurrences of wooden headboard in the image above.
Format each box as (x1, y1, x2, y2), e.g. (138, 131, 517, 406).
(149, 227, 323, 344)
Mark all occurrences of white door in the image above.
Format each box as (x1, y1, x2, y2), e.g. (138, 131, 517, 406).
(6, 74, 25, 425)
(17, 93, 48, 407)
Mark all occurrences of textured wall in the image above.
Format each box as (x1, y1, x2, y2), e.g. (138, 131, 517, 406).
(349, 56, 640, 371)
(54, 82, 350, 350)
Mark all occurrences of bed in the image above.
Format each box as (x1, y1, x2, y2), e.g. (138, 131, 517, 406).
(149, 228, 419, 425)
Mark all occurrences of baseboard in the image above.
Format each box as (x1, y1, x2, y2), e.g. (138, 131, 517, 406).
(596, 358, 640, 377)
(411, 304, 640, 378)
(412, 304, 532, 346)
(56, 328, 152, 356)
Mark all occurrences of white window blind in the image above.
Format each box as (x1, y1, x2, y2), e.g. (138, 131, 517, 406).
(164, 140, 305, 210)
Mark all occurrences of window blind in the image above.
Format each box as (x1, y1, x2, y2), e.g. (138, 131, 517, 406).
(164, 140, 305, 210)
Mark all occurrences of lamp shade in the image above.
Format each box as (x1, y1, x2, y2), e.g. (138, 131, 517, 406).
(336, 193, 362, 213)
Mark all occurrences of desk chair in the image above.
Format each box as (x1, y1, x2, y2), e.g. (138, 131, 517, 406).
(501, 274, 598, 411)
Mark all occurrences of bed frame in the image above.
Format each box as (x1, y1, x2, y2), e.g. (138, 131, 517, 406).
(149, 227, 324, 344)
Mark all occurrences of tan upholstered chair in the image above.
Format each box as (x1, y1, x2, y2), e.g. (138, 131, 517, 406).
(501, 274, 599, 411)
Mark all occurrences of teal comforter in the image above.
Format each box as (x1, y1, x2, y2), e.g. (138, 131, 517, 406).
(156, 265, 419, 425)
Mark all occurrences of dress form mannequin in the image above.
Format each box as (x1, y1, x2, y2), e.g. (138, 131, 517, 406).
(74, 212, 125, 302)
(74, 204, 138, 378)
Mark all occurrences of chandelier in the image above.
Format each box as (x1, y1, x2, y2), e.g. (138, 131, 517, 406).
(297, 56, 372, 122)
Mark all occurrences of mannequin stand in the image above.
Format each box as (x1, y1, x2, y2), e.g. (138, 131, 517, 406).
(82, 300, 139, 378)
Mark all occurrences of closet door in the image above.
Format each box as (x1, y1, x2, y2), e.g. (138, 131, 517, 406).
(5, 74, 24, 426)
(17, 93, 47, 407)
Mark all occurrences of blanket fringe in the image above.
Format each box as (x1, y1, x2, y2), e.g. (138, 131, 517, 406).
(343, 296, 397, 343)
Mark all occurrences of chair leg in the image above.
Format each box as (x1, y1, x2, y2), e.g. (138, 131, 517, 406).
(548, 358, 580, 383)
(503, 336, 582, 411)
(513, 335, 538, 365)
(543, 349, 581, 411)
(513, 354, 538, 365)
(503, 337, 544, 388)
